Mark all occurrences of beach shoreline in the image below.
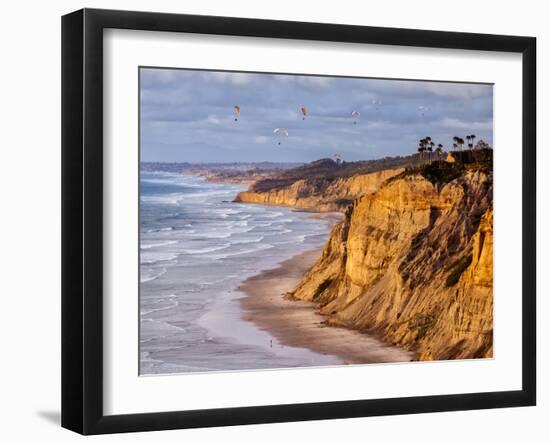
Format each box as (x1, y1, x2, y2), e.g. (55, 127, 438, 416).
(239, 248, 415, 365)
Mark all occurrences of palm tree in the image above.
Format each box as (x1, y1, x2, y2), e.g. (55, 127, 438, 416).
(470, 134, 476, 149)
(435, 143, 443, 160)
(457, 137, 465, 151)
(466, 135, 472, 149)
(427, 142, 433, 162)
(452, 136, 459, 151)
(426, 137, 432, 156)
(418, 138, 428, 164)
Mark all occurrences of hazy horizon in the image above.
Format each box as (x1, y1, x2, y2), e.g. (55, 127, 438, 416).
(140, 68, 493, 163)
(139, 156, 405, 165)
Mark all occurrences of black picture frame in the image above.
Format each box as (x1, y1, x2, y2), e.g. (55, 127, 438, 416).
(61, 8, 536, 435)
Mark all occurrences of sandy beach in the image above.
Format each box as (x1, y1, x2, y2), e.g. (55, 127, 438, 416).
(240, 248, 415, 365)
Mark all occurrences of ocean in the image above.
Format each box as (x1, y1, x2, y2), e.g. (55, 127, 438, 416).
(139, 171, 340, 374)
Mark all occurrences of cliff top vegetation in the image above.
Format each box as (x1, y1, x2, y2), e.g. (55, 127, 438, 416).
(250, 154, 418, 192)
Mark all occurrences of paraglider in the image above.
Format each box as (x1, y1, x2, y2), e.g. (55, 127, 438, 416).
(233, 105, 240, 121)
(350, 110, 360, 124)
(273, 128, 289, 145)
(372, 99, 382, 110)
(300, 106, 308, 120)
(333, 153, 341, 164)
(418, 105, 429, 117)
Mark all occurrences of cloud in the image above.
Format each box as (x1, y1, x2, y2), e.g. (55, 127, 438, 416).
(141, 69, 178, 85)
(297, 76, 333, 88)
(203, 72, 254, 86)
(425, 83, 493, 98)
(207, 115, 221, 125)
(365, 79, 492, 100)
(440, 117, 493, 131)
(254, 135, 269, 144)
(274, 75, 333, 89)
(139, 68, 493, 163)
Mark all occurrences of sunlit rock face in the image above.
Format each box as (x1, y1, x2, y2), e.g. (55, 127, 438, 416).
(290, 169, 493, 361)
(235, 168, 404, 212)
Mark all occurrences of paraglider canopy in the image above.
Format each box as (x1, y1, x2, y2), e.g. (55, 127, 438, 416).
(233, 105, 240, 121)
(273, 128, 289, 145)
(418, 105, 429, 116)
(300, 106, 308, 120)
(351, 110, 360, 124)
(372, 99, 382, 110)
(273, 128, 289, 136)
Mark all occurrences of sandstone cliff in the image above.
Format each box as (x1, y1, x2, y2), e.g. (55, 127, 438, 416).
(235, 168, 404, 212)
(289, 168, 493, 360)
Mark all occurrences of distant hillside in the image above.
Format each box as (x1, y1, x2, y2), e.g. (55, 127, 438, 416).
(249, 155, 418, 193)
(140, 161, 301, 174)
(234, 155, 420, 211)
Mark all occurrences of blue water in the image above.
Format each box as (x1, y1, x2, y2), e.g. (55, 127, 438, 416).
(139, 171, 340, 374)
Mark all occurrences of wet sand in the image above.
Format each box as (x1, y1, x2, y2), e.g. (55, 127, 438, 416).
(240, 249, 415, 365)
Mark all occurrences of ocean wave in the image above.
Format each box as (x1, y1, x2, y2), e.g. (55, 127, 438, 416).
(263, 211, 284, 219)
(140, 351, 162, 363)
(210, 209, 243, 219)
(141, 193, 184, 205)
(139, 354, 212, 374)
(294, 233, 321, 243)
(141, 177, 180, 185)
(140, 267, 167, 283)
(141, 252, 178, 265)
(184, 244, 231, 255)
(262, 228, 292, 236)
(212, 243, 274, 260)
(194, 229, 233, 239)
(141, 240, 178, 249)
(142, 178, 206, 190)
(249, 221, 274, 229)
(144, 226, 174, 234)
(232, 236, 265, 245)
(220, 208, 244, 215)
(140, 316, 187, 333)
(182, 190, 234, 200)
(141, 295, 179, 315)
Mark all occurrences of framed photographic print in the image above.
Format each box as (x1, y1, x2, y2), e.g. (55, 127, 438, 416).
(61, 8, 536, 435)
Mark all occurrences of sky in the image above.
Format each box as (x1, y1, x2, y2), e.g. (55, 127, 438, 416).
(140, 68, 493, 163)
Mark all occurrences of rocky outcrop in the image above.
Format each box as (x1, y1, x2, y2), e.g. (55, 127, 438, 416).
(289, 169, 493, 360)
(234, 168, 404, 212)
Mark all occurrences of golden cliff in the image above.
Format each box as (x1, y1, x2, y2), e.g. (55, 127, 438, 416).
(289, 168, 493, 361)
(234, 168, 404, 212)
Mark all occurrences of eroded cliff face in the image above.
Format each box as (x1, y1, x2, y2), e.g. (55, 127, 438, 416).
(234, 168, 404, 212)
(289, 170, 493, 360)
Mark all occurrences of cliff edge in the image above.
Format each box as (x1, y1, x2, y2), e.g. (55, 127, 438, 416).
(235, 158, 405, 211)
(289, 164, 493, 361)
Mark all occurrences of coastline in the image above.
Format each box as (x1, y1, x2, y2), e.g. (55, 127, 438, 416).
(239, 248, 415, 365)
